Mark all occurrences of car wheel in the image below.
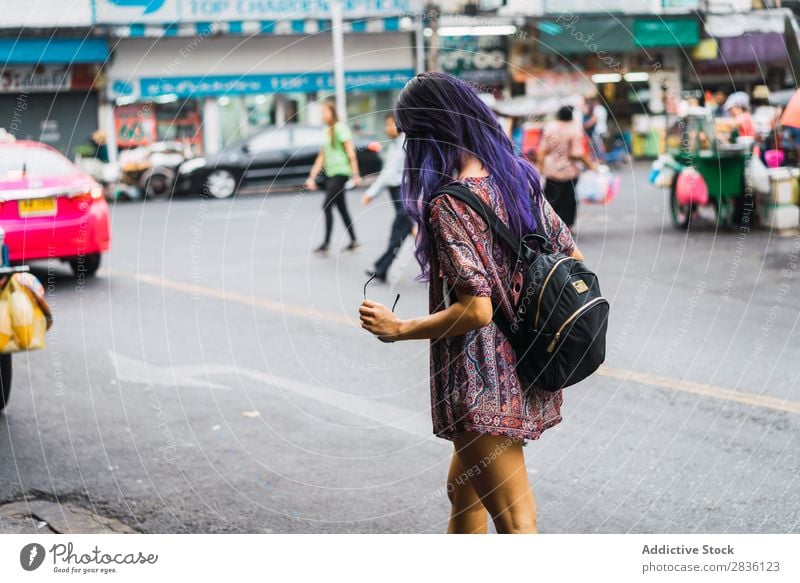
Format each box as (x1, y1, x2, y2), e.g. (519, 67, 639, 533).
(69, 253, 102, 278)
(142, 167, 175, 198)
(204, 169, 237, 199)
(0, 354, 11, 413)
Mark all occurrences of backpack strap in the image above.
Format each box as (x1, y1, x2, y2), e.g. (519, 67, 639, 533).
(434, 183, 552, 255)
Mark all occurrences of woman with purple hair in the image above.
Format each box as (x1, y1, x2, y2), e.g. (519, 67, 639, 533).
(358, 73, 584, 534)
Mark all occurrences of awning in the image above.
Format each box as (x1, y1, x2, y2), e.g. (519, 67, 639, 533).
(704, 8, 791, 38)
(633, 18, 699, 48)
(717, 33, 787, 65)
(537, 16, 699, 55)
(537, 17, 633, 54)
(0, 38, 109, 64)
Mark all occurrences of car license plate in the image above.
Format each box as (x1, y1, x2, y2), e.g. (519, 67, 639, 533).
(19, 198, 57, 217)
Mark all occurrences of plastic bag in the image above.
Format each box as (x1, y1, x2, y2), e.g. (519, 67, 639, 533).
(748, 153, 771, 194)
(0, 272, 52, 354)
(576, 166, 620, 205)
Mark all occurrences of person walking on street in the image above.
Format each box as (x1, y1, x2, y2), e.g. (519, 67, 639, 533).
(583, 95, 608, 161)
(362, 114, 410, 283)
(359, 72, 584, 534)
(305, 101, 362, 255)
(538, 105, 597, 230)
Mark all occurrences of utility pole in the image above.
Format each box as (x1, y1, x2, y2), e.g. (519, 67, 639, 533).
(426, 4, 440, 73)
(331, 0, 347, 121)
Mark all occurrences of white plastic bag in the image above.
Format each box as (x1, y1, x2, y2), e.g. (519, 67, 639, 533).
(576, 165, 619, 204)
(748, 154, 770, 194)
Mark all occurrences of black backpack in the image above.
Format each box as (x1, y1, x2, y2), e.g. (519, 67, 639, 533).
(434, 184, 609, 391)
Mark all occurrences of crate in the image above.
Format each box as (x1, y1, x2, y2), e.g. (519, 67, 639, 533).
(761, 167, 800, 206)
(760, 203, 800, 231)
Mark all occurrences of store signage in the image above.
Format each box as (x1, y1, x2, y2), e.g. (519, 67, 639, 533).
(95, 0, 416, 24)
(0, 66, 72, 93)
(138, 69, 414, 97)
(439, 36, 507, 87)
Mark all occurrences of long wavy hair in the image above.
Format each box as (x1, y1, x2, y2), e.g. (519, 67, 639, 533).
(394, 72, 541, 280)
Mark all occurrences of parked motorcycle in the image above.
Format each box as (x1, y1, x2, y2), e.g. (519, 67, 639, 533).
(77, 141, 191, 200)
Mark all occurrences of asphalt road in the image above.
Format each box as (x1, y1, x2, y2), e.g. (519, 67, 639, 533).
(1, 162, 798, 533)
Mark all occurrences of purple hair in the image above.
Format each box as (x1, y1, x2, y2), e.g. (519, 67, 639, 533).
(394, 72, 541, 281)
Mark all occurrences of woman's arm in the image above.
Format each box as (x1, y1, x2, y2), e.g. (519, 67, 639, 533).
(359, 288, 492, 342)
(304, 151, 324, 190)
(344, 140, 362, 186)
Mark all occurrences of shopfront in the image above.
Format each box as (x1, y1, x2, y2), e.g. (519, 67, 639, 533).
(0, 38, 108, 156)
(100, 1, 417, 156)
(532, 14, 700, 126)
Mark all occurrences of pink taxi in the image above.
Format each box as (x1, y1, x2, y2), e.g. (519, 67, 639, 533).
(0, 141, 110, 277)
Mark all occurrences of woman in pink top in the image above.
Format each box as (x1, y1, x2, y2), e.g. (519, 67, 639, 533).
(537, 106, 596, 228)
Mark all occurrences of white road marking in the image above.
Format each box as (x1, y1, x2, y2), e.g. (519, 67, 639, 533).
(117, 271, 800, 417)
(107, 349, 434, 439)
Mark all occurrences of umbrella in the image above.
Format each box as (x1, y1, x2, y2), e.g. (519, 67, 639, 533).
(780, 88, 800, 128)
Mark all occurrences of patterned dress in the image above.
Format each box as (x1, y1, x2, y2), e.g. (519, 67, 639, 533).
(428, 175, 576, 443)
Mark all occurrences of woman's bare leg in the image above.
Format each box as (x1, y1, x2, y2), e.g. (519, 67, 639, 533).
(453, 431, 538, 534)
(446, 451, 488, 534)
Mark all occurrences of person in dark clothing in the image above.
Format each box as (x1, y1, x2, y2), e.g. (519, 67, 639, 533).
(362, 114, 409, 282)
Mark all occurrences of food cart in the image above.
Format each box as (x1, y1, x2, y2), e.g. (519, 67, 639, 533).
(660, 108, 752, 229)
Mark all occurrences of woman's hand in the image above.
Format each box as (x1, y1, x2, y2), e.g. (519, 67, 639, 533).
(304, 177, 318, 191)
(359, 299, 402, 342)
(351, 174, 363, 188)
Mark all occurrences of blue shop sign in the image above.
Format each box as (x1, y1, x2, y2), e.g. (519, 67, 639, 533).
(96, 0, 415, 24)
(139, 69, 413, 97)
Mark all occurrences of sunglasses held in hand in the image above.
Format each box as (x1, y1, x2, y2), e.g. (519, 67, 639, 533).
(363, 272, 400, 313)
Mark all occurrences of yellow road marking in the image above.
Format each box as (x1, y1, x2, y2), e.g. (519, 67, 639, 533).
(127, 271, 354, 326)
(118, 270, 800, 416)
(598, 366, 800, 415)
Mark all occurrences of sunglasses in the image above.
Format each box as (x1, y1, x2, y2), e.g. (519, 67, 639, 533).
(363, 273, 400, 312)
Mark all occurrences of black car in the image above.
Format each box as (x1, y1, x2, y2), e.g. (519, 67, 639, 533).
(175, 124, 383, 198)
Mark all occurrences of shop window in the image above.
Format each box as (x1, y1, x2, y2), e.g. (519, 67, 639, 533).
(156, 100, 203, 150)
(244, 94, 275, 132)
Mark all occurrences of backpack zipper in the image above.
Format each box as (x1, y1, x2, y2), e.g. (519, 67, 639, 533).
(534, 256, 575, 329)
(545, 297, 608, 353)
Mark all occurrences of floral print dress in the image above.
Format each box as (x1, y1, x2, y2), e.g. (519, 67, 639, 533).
(428, 175, 576, 442)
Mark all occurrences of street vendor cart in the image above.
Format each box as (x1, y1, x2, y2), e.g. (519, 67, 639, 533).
(660, 108, 752, 229)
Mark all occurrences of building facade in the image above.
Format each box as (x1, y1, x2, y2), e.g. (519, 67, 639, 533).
(0, 0, 422, 159)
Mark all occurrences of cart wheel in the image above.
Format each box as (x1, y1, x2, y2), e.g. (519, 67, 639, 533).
(669, 173, 692, 229)
(0, 354, 11, 413)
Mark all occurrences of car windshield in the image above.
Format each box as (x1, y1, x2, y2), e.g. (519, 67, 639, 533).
(0, 146, 77, 179)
